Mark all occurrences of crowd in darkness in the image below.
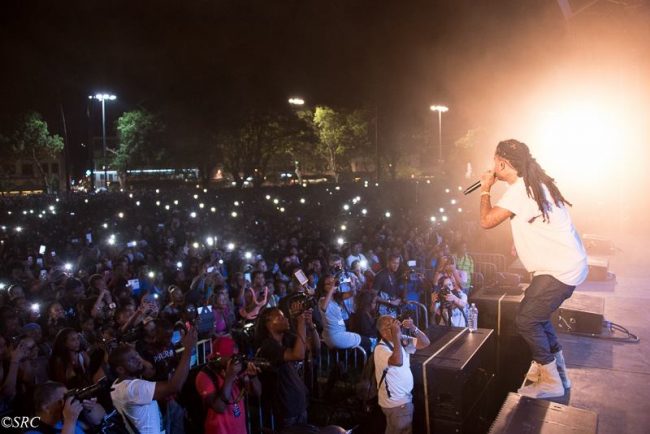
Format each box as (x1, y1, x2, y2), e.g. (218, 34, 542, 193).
(0, 181, 481, 434)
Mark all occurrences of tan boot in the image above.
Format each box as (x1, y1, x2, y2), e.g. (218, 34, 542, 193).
(518, 359, 565, 399)
(525, 351, 571, 388)
(525, 361, 540, 383)
(554, 350, 571, 389)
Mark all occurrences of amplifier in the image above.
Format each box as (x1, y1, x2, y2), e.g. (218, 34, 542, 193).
(587, 256, 611, 281)
(552, 292, 605, 335)
(489, 392, 598, 433)
(412, 327, 496, 434)
(471, 290, 531, 402)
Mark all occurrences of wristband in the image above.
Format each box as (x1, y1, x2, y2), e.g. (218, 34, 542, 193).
(480, 191, 490, 197)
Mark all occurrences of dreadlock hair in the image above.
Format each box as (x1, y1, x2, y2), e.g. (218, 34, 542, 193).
(496, 139, 572, 223)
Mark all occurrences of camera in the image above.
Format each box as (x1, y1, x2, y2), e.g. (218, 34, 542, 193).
(287, 292, 317, 317)
(120, 325, 144, 343)
(65, 377, 109, 402)
(208, 354, 272, 371)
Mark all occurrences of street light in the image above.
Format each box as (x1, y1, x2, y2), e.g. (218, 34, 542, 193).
(89, 93, 117, 188)
(430, 105, 449, 162)
(288, 97, 305, 106)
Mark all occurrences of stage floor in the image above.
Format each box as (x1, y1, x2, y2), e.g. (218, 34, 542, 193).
(556, 249, 650, 434)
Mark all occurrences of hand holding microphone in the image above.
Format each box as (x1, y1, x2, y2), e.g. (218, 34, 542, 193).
(463, 170, 497, 195)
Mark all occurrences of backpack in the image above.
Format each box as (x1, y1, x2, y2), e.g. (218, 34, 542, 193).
(355, 341, 391, 412)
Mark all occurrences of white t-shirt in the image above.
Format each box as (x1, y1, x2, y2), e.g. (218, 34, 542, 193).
(374, 342, 413, 408)
(496, 177, 588, 286)
(111, 379, 164, 434)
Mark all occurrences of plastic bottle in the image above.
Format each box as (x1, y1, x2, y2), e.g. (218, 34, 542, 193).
(468, 303, 479, 332)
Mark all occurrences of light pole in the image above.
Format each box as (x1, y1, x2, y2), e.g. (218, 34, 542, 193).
(88, 93, 117, 188)
(430, 105, 449, 162)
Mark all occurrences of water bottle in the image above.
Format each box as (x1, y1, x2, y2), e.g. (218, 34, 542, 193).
(468, 303, 478, 332)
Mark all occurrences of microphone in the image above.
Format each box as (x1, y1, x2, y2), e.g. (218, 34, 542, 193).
(463, 173, 496, 195)
(463, 180, 482, 195)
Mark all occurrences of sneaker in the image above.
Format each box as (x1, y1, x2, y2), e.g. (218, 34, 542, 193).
(554, 350, 571, 389)
(517, 359, 565, 399)
(525, 352, 571, 389)
(525, 361, 540, 383)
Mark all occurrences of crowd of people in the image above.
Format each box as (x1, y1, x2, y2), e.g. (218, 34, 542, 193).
(0, 181, 483, 434)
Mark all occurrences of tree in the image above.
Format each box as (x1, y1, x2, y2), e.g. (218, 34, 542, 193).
(217, 111, 295, 188)
(5, 112, 64, 193)
(113, 109, 166, 187)
(311, 106, 370, 183)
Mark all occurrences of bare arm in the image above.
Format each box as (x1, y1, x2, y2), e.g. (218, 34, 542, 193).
(387, 322, 403, 367)
(284, 315, 307, 362)
(480, 194, 512, 229)
(479, 171, 512, 229)
(153, 328, 198, 400)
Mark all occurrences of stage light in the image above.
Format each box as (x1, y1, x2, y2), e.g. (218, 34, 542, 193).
(148, 271, 155, 279)
(430, 216, 437, 222)
(64, 263, 72, 271)
(337, 237, 344, 246)
(341, 225, 347, 231)
(361, 209, 367, 215)
(176, 261, 183, 269)
(385, 211, 391, 218)
(227, 242, 235, 251)
(190, 212, 197, 218)
(343, 204, 350, 211)
(244, 252, 252, 260)
(192, 242, 199, 249)
(231, 211, 238, 218)
(211, 207, 216, 213)
(118, 212, 124, 219)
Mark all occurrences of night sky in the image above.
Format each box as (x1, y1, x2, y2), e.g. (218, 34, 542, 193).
(1, 0, 647, 174)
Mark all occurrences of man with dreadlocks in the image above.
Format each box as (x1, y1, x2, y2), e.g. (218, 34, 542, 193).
(478, 139, 588, 399)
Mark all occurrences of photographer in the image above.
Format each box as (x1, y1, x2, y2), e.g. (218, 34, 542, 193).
(431, 276, 468, 328)
(318, 275, 367, 352)
(328, 255, 357, 322)
(255, 307, 312, 429)
(195, 336, 261, 434)
(374, 315, 430, 434)
(373, 254, 404, 317)
(109, 326, 198, 434)
(26, 382, 91, 434)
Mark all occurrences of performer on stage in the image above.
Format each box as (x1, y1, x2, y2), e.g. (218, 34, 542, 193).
(478, 139, 588, 399)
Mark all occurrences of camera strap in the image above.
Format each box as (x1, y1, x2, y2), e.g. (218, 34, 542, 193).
(377, 339, 395, 397)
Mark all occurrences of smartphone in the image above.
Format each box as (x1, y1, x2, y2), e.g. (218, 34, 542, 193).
(39, 245, 46, 255)
(127, 241, 137, 248)
(207, 266, 215, 273)
(244, 272, 251, 282)
(171, 331, 181, 345)
(407, 260, 417, 267)
(86, 233, 93, 243)
(39, 269, 48, 280)
(51, 251, 56, 257)
(294, 269, 308, 286)
(36, 258, 43, 267)
(127, 279, 140, 290)
(71, 238, 80, 244)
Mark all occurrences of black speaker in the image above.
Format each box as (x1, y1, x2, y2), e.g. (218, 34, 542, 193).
(411, 327, 496, 434)
(489, 393, 598, 433)
(552, 292, 605, 335)
(471, 290, 531, 402)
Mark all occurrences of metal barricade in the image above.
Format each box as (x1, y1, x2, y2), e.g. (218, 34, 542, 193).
(404, 300, 429, 330)
(320, 344, 368, 377)
(175, 338, 212, 367)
